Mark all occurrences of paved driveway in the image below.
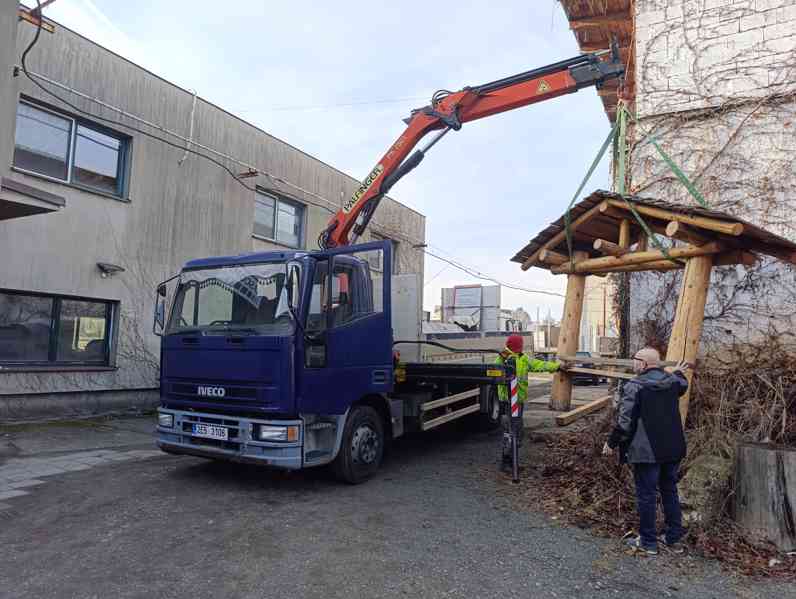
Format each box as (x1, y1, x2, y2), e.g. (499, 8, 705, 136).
(0, 417, 788, 599)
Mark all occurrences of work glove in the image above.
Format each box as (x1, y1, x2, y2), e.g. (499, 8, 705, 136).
(601, 442, 613, 456)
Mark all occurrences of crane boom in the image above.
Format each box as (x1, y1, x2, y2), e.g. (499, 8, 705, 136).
(318, 47, 624, 249)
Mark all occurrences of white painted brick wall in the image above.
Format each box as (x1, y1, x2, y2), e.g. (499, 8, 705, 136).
(628, 1, 796, 353)
(635, 0, 796, 116)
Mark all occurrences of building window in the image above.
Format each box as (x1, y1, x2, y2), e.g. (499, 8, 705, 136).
(0, 290, 115, 366)
(13, 100, 129, 197)
(368, 234, 398, 274)
(254, 191, 304, 248)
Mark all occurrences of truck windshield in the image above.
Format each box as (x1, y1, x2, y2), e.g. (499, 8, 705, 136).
(167, 262, 298, 335)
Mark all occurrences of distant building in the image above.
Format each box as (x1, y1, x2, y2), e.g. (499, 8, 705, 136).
(440, 284, 500, 331)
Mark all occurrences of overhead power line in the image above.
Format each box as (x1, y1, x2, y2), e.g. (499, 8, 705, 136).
(417, 247, 565, 298)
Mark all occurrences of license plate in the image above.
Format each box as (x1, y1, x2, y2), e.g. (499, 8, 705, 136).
(192, 423, 228, 441)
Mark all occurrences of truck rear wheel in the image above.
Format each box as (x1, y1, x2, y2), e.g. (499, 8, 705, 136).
(475, 387, 501, 431)
(333, 405, 384, 484)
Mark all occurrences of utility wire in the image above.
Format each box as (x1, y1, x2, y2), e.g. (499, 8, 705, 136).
(418, 247, 565, 298)
(251, 96, 427, 112)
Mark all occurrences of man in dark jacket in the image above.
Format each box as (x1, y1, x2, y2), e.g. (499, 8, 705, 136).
(602, 347, 691, 556)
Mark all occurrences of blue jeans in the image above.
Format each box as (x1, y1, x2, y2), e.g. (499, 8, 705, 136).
(633, 462, 684, 550)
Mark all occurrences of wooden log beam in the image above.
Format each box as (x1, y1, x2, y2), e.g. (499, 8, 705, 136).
(665, 221, 711, 246)
(561, 367, 635, 381)
(665, 255, 713, 424)
(608, 199, 744, 237)
(550, 251, 589, 411)
(558, 355, 681, 368)
(551, 242, 723, 274)
(619, 219, 631, 248)
(598, 204, 628, 220)
(589, 259, 685, 274)
(715, 250, 757, 267)
(18, 8, 56, 33)
(521, 201, 608, 270)
(760, 246, 796, 266)
(538, 249, 569, 266)
(593, 238, 627, 257)
(569, 11, 628, 29)
(555, 395, 612, 427)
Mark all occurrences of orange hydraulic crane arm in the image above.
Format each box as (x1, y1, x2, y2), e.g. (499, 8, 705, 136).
(318, 47, 624, 249)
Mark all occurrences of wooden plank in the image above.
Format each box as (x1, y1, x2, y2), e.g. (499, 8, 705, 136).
(555, 395, 612, 427)
(420, 387, 480, 412)
(665, 255, 713, 424)
(421, 403, 480, 431)
(562, 367, 635, 380)
(569, 11, 629, 29)
(551, 242, 722, 274)
(521, 202, 608, 270)
(593, 238, 627, 257)
(608, 199, 744, 237)
(550, 251, 588, 411)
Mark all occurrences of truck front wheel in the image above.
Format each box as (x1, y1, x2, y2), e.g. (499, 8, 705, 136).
(333, 405, 384, 484)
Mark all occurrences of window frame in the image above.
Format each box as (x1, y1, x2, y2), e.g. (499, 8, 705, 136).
(368, 234, 398, 274)
(12, 98, 131, 200)
(0, 288, 118, 368)
(253, 189, 305, 248)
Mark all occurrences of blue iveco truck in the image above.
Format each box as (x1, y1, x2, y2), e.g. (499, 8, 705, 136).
(154, 241, 509, 483)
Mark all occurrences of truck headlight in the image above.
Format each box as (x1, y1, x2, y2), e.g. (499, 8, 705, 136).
(158, 412, 174, 428)
(256, 425, 299, 442)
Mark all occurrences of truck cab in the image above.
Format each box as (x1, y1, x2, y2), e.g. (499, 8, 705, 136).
(155, 241, 506, 483)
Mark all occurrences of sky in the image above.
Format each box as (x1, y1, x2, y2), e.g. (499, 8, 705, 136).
(43, 0, 613, 318)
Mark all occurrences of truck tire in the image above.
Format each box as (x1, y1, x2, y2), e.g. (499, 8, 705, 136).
(333, 405, 384, 484)
(476, 387, 500, 431)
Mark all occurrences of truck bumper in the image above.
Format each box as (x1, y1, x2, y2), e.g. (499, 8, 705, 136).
(156, 408, 303, 470)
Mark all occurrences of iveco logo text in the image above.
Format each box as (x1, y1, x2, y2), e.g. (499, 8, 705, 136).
(197, 386, 226, 398)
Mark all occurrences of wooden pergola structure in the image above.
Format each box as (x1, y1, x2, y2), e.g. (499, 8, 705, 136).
(511, 190, 796, 423)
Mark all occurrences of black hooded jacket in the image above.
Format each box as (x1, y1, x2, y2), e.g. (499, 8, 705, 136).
(607, 368, 689, 464)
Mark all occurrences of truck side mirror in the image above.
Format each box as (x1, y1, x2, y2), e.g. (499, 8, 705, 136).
(153, 283, 167, 336)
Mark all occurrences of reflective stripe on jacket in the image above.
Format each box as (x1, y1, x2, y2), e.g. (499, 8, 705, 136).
(495, 351, 530, 404)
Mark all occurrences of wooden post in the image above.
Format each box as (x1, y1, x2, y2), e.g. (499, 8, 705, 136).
(618, 219, 631, 249)
(551, 251, 588, 411)
(664, 254, 713, 424)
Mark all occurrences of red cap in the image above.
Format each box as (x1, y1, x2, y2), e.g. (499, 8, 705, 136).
(506, 334, 523, 354)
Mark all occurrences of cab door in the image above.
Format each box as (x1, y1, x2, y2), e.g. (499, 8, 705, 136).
(297, 241, 392, 415)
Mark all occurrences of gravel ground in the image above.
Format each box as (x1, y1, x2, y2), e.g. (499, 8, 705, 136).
(0, 418, 790, 599)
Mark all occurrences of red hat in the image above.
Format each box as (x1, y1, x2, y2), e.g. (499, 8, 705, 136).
(506, 334, 523, 354)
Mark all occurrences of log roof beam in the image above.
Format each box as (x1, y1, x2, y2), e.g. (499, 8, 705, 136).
(551, 241, 724, 275)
